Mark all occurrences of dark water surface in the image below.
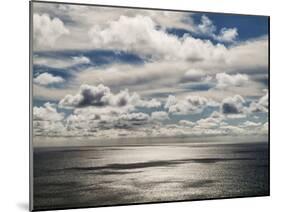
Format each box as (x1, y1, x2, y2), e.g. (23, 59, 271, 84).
(33, 136, 269, 210)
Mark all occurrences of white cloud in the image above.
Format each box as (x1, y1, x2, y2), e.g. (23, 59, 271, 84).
(216, 28, 238, 43)
(226, 36, 268, 73)
(261, 122, 268, 133)
(88, 15, 229, 62)
(34, 55, 91, 69)
(164, 95, 212, 115)
(195, 111, 224, 129)
(33, 13, 69, 49)
(249, 92, 268, 112)
(151, 111, 169, 121)
(33, 102, 64, 121)
(89, 15, 179, 60)
(33, 119, 66, 136)
(31, 4, 269, 139)
(180, 69, 209, 83)
(178, 120, 195, 127)
(34, 73, 65, 86)
(33, 3, 197, 51)
(216, 73, 249, 89)
(72, 56, 90, 64)
(119, 112, 150, 122)
(198, 15, 216, 35)
(197, 15, 238, 43)
(32, 100, 268, 138)
(240, 121, 262, 127)
(137, 98, 162, 108)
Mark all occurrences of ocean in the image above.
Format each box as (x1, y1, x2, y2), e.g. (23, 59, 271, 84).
(33, 136, 269, 210)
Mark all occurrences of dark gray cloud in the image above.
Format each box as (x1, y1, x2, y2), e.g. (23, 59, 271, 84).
(221, 95, 245, 114)
(59, 84, 160, 109)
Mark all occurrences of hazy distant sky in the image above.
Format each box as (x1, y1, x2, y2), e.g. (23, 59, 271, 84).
(32, 2, 269, 139)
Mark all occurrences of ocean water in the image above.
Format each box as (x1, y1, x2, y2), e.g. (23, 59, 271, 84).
(33, 136, 269, 210)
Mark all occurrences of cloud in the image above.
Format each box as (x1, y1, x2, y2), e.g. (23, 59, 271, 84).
(88, 15, 229, 62)
(226, 36, 268, 73)
(137, 98, 162, 108)
(34, 55, 91, 69)
(220, 92, 268, 115)
(241, 121, 262, 127)
(151, 111, 169, 121)
(249, 92, 268, 112)
(178, 120, 195, 127)
(107, 112, 151, 129)
(198, 15, 216, 35)
(195, 111, 225, 129)
(216, 28, 238, 43)
(33, 3, 197, 51)
(216, 73, 249, 89)
(33, 13, 69, 49)
(32, 100, 268, 138)
(198, 15, 238, 43)
(59, 84, 161, 110)
(119, 112, 150, 122)
(33, 102, 66, 136)
(59, 84, 117, 108)
(221, 95, 245, 114)
(89, 15, 179, 60)
(180, 69, 209, 83)
(72, 56, 90, 64)
(258, 92, 269, 109)
(32, 4, 269, 139)
(164, 95, 213, 115)
(33, 102, 64, 121)
(34, 73, 65, 86)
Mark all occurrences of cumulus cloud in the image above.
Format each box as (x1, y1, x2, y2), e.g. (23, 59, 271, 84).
(249, 92, 268, 112)
(88, 15, 229, 62)
(89, 15, 179, 60)
(216, 28, 238, 43)
(59, 84, 113, 108)
(197, 15, 238, 43)
(34, 73, 65, 86)
(137, 98, 162, 108)
(178, 120, 195, 127)
(198, 15, 216, 35)
(180, 69, 209, 83)
(110, 112, 151, 129)
(151, 111, 169, 121)
(33, 119, 66, 136)
(33, 102, 64, 121)
(32, 100, 268, 138)
(221, 95, 245, 114)
(220, 93, 268, 115)
(59, 84, 161, 110)
(32, 5, 268, 139)
(241, 121, 262, 127)
(164, 95, 213, 115)
(216, 73, 249, 89)
(33, 13, 69, 49)
(119, 112, 149, 122)
(195, 111, 225, 129)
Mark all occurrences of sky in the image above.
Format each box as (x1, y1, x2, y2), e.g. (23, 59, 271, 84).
(32, 2, 269, 140)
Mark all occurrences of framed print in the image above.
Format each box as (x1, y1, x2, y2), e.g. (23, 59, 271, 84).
(30, 1, 270, 211)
